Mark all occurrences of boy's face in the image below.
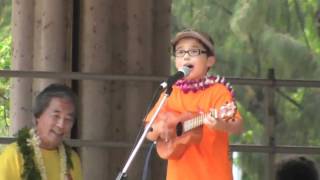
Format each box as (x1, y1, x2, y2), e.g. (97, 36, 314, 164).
(174, 37, 215, 80)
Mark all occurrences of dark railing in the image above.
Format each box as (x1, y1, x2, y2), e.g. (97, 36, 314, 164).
(1, 69, 320, 180)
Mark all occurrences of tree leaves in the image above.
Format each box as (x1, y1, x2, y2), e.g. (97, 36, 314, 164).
(0, 0, 11, 136)
(172, 0, 320, 179)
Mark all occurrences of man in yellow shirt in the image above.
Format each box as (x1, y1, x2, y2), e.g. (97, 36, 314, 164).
(0, 84, 82, 180)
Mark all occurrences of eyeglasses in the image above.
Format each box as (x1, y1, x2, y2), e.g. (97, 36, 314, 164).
(174, 49, 207, 57)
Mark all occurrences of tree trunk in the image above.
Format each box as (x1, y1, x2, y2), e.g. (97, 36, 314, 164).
(78, 0, 112, 179)
(10, 0, 35, 134)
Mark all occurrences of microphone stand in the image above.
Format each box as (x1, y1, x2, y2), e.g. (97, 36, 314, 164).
(116, 87, 173, 180)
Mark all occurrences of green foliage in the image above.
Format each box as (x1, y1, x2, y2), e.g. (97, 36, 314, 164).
(0, 34, 11, 70)
(16, 128, 74, 180)
(0, 89, 9, 134)
(230, 0, 268, 41)
(172, 0, 320, 179)
(0, 0, 11, 36)
(0, 0, 11, 136)
(238, 153, 266, 180)
(17, 128, 42, 180)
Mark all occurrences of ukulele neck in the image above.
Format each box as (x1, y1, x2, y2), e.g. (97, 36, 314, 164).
(182, 112, 210, 134)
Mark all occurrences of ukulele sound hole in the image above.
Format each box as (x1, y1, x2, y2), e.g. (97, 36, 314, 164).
(176, 122, 183, 136)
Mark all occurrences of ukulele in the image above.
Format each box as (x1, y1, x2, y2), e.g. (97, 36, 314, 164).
(154, 101, 236, 159)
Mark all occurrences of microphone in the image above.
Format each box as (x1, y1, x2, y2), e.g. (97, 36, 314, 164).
(160, 66, 191, 89)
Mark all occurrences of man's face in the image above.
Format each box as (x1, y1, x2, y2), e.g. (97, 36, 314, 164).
(36, 97, 75, 149)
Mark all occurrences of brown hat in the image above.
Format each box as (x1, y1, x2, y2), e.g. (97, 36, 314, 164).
(171, 29, 215, 56)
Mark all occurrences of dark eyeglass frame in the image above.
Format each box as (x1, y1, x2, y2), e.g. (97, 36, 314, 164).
(173, 49, 207, 57)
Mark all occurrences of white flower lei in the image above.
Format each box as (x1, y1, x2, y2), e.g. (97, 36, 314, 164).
(27, 128, 69, 180)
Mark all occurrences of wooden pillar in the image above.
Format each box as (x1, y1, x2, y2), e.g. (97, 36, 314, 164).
(152, 0, 171, 76)
(10, 0, 35, 134)
(150, 1, 172, 178)
(78, 0, 112, 179)
(108, 0, 128, 178)
(33, 0, 70, 95)
(124, 0, 154, 178)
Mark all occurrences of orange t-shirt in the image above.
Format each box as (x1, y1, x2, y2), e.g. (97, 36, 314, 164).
(147, 83, 241, 180)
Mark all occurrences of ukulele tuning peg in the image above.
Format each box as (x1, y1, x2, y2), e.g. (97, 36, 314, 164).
(215, 75, 220, 83)
(220, 76, 226, 84)
(214, 109, 218, 119)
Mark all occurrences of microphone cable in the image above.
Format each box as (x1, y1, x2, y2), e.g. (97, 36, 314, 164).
(142, 142, 156, 180)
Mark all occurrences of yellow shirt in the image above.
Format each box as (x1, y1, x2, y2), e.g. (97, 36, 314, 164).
(0, 143, 83, 180)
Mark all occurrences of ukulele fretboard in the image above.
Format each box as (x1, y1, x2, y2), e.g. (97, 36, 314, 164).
(182, 112, 213, 133)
